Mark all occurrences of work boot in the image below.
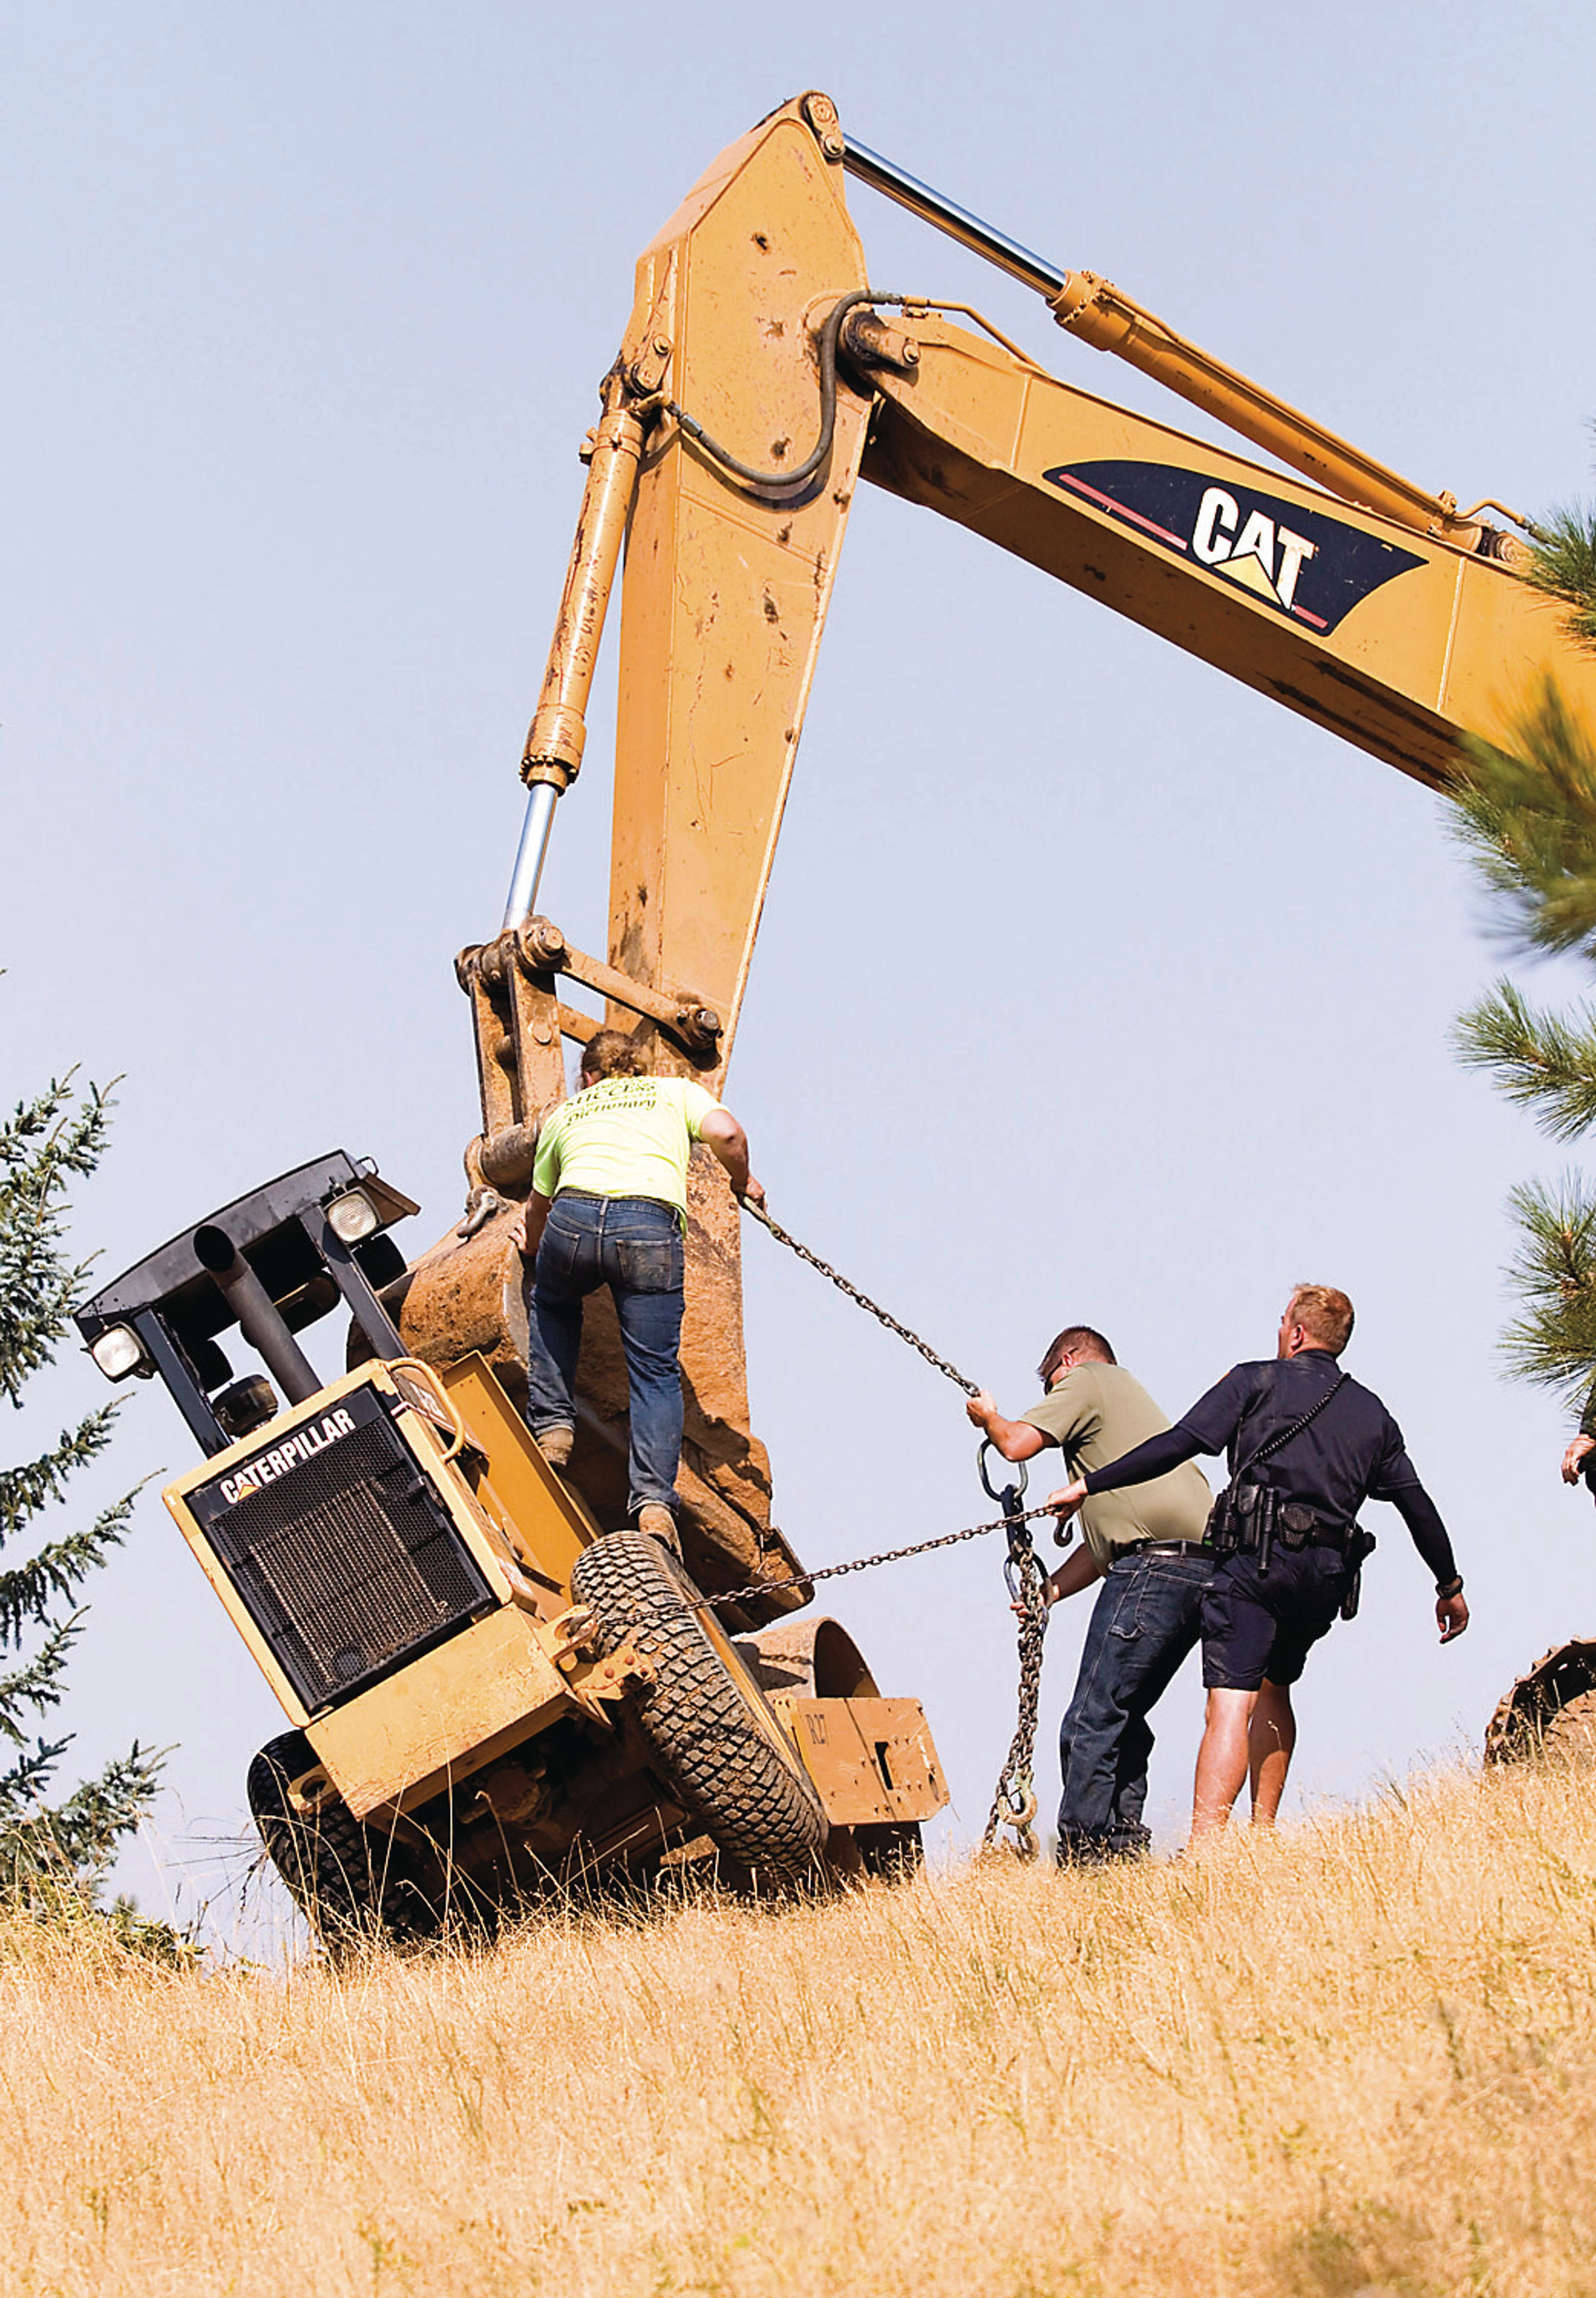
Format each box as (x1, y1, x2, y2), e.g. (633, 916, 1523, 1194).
(536, 1425, 574, 1470)
(637, 1503, 681, 1556)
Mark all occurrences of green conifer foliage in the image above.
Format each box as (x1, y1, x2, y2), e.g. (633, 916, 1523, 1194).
(1449, 486, 1596, 1423)
(0, 1070, 162, 1903)
(1522, 502, 1596, 651)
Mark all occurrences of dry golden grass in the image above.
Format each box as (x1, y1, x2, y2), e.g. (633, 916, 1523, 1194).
(7, 1760, 1596, 2295)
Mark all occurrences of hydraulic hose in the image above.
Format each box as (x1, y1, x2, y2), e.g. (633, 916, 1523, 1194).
(661, 287, 904, 497)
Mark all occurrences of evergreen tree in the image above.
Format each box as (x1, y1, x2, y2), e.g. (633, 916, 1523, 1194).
(0, 1067, 162, 1905)
(1449, 478, 1596, 1422)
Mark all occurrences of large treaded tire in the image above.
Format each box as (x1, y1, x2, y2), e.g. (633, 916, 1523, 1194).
(1486, 1639, 1596, 1763)
(1541, 1687, 1596, 1761)
(571, 1531, 828, 1880)
(247, 1729, 447, 1949)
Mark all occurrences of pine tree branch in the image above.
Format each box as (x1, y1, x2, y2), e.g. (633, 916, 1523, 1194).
(42, 1743, 165, 1878)
(1521, 496, 1596, 650)
(0, 1486, 140, 1643)
(0, 1740, 163, 1883)
(1447, 476, 1596, 1418)
(0, 1039, 153, 1901)
(0, 1074, 113, 1208)
(0, 1073, 115, 1405)
(1450, 683, 1596, 963)
(0, 1615, 83, 1746)
(0, 1403, 119, 1545)
(0, 1736, 72, 1819)
(1443, 486, 1596, 960)
(1453, 979, 1596, 1139)
(1495, 1171, 1596, 1402)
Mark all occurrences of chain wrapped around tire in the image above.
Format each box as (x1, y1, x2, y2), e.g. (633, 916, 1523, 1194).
(247, 1729, 447, 1949)
(571, 1530, 828, 1880)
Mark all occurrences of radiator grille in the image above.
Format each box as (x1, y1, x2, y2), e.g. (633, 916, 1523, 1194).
(194, 1396, 493, 1711)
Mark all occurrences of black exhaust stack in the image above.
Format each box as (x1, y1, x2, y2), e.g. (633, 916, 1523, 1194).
(194, 1226, 321, 1407)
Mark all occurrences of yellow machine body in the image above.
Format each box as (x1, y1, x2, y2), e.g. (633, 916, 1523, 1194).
(161, 1354, 946, 1875)
(159, 89, 1596, 1887)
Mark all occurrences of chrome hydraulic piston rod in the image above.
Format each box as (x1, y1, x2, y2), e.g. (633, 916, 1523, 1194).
(842, 136, 1067, 296)
(502, 380, 647, 930)
(842, 131, 1493, 548)
(500, 779, 560, 934)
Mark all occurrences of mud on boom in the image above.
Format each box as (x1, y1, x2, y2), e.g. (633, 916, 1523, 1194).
(81, 93, 1596, 1930)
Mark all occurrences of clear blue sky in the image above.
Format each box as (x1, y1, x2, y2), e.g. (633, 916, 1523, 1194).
(6, 1, 1596, 1936)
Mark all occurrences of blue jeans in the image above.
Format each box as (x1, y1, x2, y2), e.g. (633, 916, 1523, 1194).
(1057, 1550, 1213, 1862)
(525, 1193, 685, 1518)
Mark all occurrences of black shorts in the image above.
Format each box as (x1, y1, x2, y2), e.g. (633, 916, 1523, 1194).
(1200, 1546, 1350, 1691)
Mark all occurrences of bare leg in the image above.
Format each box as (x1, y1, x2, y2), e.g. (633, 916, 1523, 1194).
(1247, 1679, 1296, 1826)
(1192, 1687, 1257, 1838)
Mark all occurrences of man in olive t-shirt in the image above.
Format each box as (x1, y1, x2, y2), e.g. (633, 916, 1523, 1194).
(518, 1030, 764, 1546)
(967, 1324, 1211, 1862)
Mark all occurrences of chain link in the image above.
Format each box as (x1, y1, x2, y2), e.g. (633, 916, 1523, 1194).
(743, 1200, 980, 1398)
(602, 1501, 1061, 1636)
(981, 1527, 1049, 1862)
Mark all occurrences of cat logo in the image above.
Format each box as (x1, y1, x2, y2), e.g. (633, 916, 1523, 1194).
(1042, 459, 1425, 636)
(1190, 487, 1316, 610)
(217, 1406, 358, 1506)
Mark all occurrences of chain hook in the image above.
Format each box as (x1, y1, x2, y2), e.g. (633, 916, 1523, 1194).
(979, 1440, 1042, 1608)
(977, 1436, 1027, 1507)
(995, 1780, 1040, 1862)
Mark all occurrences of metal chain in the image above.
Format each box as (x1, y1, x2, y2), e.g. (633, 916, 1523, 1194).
(981, 1531, 1049, 1863)
(606, 1500, 1061, 1636)
(588, 1501, 1059, 1865)
(742, 1200, 980, 1397)
(691, 1198, 1049, 1862)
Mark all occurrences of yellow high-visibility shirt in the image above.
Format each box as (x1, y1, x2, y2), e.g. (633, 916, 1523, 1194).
(532, 1076, 722, 1225)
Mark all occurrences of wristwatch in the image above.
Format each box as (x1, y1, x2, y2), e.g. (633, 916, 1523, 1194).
(1436, 1574, 1464, 1600)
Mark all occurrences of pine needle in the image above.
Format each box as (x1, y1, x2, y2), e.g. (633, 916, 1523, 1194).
(1451, 683, 1596, 963)
(1520, 496, 1596, 649)
(1453, 979, 1596, 1139)
(0, 1046, 162, 1911)
(1445, 470, 1596, 1414)
(1496, 1171, 1596, 1408)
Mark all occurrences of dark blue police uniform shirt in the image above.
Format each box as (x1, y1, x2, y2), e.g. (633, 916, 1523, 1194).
(1085, 1349, 1459, 1586)
(1180, 1351, 1421, 1531)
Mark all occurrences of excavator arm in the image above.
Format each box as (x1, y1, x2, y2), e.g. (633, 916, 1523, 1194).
(862, 313, 1559, 791)
(392, 91, 1596, 1608)
(518, 89, 1596, 1058)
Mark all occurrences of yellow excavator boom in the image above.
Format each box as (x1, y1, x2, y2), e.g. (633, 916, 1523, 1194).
(395, 90, 1596, 1598)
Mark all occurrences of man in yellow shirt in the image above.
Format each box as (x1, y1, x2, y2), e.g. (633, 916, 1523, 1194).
(518, 1031, 764, 1546)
